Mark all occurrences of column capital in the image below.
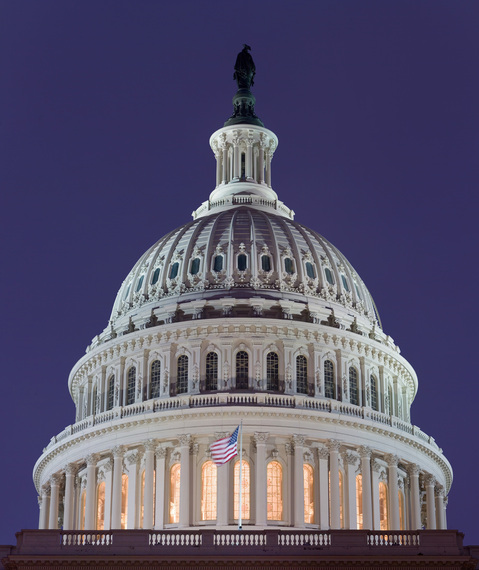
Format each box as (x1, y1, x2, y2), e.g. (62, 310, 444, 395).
(178, 434, 191, 447)
(343, 451, 359, 466)
(50, 474, 61, 487)
(65, 463, 78, 476)
(254, 432, 269, 445)
(191, 443, 199, 455)
(112, 445, 125, 458)
(126, 450, 141, 465)
(327, 439, 341, 453)
(358, 445, 372, 459)
(155, 447, 168, 460)
(284, 442, 294, 456)
(317, 447, 329, 460)
(144, 439, 157, 452)
(385, 453, 399, 467)
(425, 474, 436, 487)
(407, 463, 420, 477)
(293, 434, 305, 447)
(435, 486, 446, 498)
(85, 453, 100, 466)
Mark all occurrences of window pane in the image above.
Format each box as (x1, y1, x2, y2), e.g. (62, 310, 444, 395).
(284, 258, 294, 274)
(190, 258, 200, 275)
(349, 367, 359, 406)
(177, 355, 188, 394)
(205, 352, 218, 391)
(267, 461, 283, 520)
(341, 275, 350, 292)
(306, 262, 315, 278)
(151, 360, 161, 399)
(107, 375, 115, 410)
(121, 474, 128, 529)
(235, 351, 249, 390)
(234, 460, 250, 520)
(97, 482, 105, 530)
(213, 255, 223, 272)
(325, 268, 334, 285)
(170, 262, 179, 279)
(370, 375, 378, 411)
(127, 367, 136, 405)
(238, 254, 247, 271)
(201, 461, 217, 520)
(136, 275, 144, 292)
(379, 482, 388, 530)
(324, 360, 335, 399)
(151, 267, 160, 285)
(296, 355, 308, 395)
(169, 464, 180, 524)
(261, 255, 271, 272)
(356, 475, 363, 529)
(303, 464, 314, 524)
(266, 352, 279, 391)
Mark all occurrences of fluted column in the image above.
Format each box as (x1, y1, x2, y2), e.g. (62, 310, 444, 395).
(110, 446, 125, 529)
(254, 432, 269, 526)
(435, 487, 445, 529)
(154, 448, 167, 529)
(407, 464, 421, 529)
(293, 435, 305, 528)
(359, 446, 373, 530)
(425, 475, 436, 529)
(126, 451, 141, 529)
(343, 451, 358, 529)
(178, 434, 191, 528)
(220, 135, 228, 184)
(328, 440, 341, 529)
(217, 449, 229, 527)
(39, 487, 50, 529)
(63, 464, 77, 530)
(317, 447, 329, 529)
(143, 440, 156, 529)
(48, 475, 61, 529)
(84, 454, 99, 529)
(232, 131, 241, 180)
(371, 461, 381, 530)
(386, 454, 400, 530)
(258, 135, 265, 183)
(245, 136, 254, 180)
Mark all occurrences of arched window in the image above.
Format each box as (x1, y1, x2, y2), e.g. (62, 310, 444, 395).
(205, 352, 218, 391)
(370, 375, 378, 411)
(235, 351, 249, 390)
(305, 262, 315, 278)
(325, 267, 334, 285)
(349, 367, 359, 406)
(169, 262, 179, 280)
(341, 275, 350, 292)
(150, 360, 161, 399)
(266, 352, 279, 391)
(121, 474, 128, 529)
(234, 460, 250, 520)
(237, 254, 247, 271)
(379, 482, 388, 530)
(399, 490, 405, 530)
(356, 474, 363, 529)
(284, 258, 294, 274)
(151, 267, 160, 285)
(136, 275, 144, 292)
(126, 367, 136, 405)
(80, 489, 86, 530)
(107, 375, 115, 411)
(303, 464, 314, 524)
(96, 481, 105, 530)
(169, 464, 181, 524)
(213, 255, 223, 272)
(267, 461, 283, 520)
(177, 355, 188, 394)
(201, 461, 217, 520)
(261, 255, 271, 272)
(296, 355, 308, 395)
(324, 360, 335, 399)
(190, 258, 200, 275)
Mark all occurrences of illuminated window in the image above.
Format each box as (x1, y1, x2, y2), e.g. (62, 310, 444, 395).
(190, 258, 200, 275)
(399, 490, 405, 530)
(284, 258, 294, 274)
(140, 470, 145, 528)
(80, 489, 86, 530)
(370, 375, 378, 411)
(234, 460, 250, 520)
(150, 360, 161, 399)
(305, 262, 315, 279)
(177, 355, 188, 394)
(237, 254, 247, 271)
(96, 481, 105, 530)
(169, 262, 179, 279)
(126, 367, 136, 405)
(339, 471, 344, 528)
(266, 352, 279, 391)
(213, 255, 223, 272)
(267, 461, 283, 520)
(261, 255, 271, 272)
(349, 367, 359, 406)
(151, 267, 160, 285)
(356, 474, 363, 529)
(296, 355, 308, 395)
(136, 275, 144, 292)
(201, 461, 217, 520)
(121, 474, 128, 529)
(303, 464, 314, 524)
(325, 267, 334, 285)
(235, 351, 249, 390)
(379, 482, 388, 530)
(107, 375, 115, 411)
(205, 352, 218, 391)
(169, 464, 181, 524)
(324, 360, 335, 399)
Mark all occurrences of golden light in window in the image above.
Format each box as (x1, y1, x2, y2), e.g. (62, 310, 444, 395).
(169, 464, 181, 524)
(234, 460, 250, 520)
(339, 471, 344, 528)
(96, 482, 105, 530)
(303, 464, 314, 524)
(80, 490, 86, 531)
(121, 474, 128, 529)
(356, 474, 363, 529)
(379, 482, 388, 531)
(267, 461, 283, 521)
(140, 470, 145, 528)
(201, 461, 217, 520)
(398, 489, 405, 530)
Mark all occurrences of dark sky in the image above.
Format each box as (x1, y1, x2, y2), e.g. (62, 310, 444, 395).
(1, 0, 478, 545)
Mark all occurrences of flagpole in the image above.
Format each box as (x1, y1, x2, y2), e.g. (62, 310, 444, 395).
(238, 420, 243, 530)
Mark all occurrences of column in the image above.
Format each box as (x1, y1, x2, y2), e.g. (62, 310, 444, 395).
(48, 475, 60, 529)
(359, 446, 373, 530)
(386, 454, 400, 530)
(84, 454, 99, 530)
(258, 136, 265, 183)
(371, 460, 381, 530)
(126, 451, 140, 530)
(232, 131, 240, 180)
(217, 458, 229, 526)
(435, 487, 445, 529)
(254, 432, 269, 526)
(213, 143, 222, 187)
(39, 487, 50, 529)
(293, 435, 305, 528)
(178, 434, 191, 528)
(103, 461, 113, 530)
(343, 451, 358, 530)
(407, 464, 421, 529)
(317, 447, 329, 529)
(63, 464, 77, 530)
(328, 439, 341, 529)
(110, 446, 125, 529)
(143, 440, 156, 529)
(221, 136, 228, 184)
(154, 448, 167, 529)
(425, 475, 436, 529)
(245, 136, 253, 180)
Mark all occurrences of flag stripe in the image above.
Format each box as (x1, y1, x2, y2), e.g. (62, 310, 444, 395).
(210, 426, 239, 465)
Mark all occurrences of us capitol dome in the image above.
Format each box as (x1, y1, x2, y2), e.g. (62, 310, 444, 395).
(34, 47, 451, 535)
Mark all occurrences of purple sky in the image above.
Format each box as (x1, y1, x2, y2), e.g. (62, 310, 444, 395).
(1, 1, 478, 545)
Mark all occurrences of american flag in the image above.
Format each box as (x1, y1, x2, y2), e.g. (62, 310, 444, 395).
(210, 427, 239, 465)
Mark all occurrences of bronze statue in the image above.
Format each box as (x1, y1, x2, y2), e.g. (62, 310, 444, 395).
(234, 44, 255, 90)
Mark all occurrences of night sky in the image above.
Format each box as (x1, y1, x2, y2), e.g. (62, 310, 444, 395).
(1, 1, 478, 545)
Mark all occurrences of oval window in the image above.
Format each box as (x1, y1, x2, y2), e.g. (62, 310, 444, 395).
(305, 262, 315, 278)
(170, 262, 179, 279)
(151, 267, 160, 285)
(136, 275, 144, 292)
(190, 258, 200, 275)
(284, 258, 294, 274)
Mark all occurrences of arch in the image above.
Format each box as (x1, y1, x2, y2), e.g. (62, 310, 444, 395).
(201, 461, 217, 521)
(96, 481, 105, 530)
(205, 352, 218, 391)
(150, 360, 161, 399)
(324, 360, 335, 399)
(169, 464, 181, 524)
(296, 355, 308, 395)
(121, 474, 128, 529)
(234, 460, 250, 520)
(349, 367, 359, 406)
(235, 350, 249, 390)
(266, 352, 279, 391)
(107, 375, 115, 411)
(303, 464, 314, 524)
(126, 366, 136, 406)
(379, 482, 388, 530)
(177, 355, 188, 395)
(370, 374, 378, 411)
(267, 460, 283, 521)
(356, 474, 363, 529)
